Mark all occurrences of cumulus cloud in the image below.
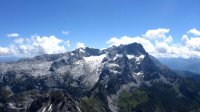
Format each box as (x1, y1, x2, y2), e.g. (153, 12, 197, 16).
(187, 28, 200, 36)
(0, 47, 11, 56)
(144, 28, 170, 40)
(182, 34, 200, 51)
(155, 41, 169, 53)
(15, 35, 68, 56)
(7, 33, 20, 38)
(76, 42, 86, 48)
(106, 28, 200, 58)
(0, 35, 71, 57)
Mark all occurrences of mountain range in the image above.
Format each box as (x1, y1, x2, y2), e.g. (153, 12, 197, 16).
(0, 43, 200, 112)
(159, 57, 200, 74)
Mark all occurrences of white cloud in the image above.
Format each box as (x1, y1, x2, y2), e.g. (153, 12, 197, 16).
(7, 33, 20, 38)
(14, 35, 68, 56)
(144, 28, 170, 40)
(0, 47, 11, 56)
(163, 35, 173, 43)
(106, 28, 200, 58)
(155, 41, 169, 53)
(181, 34, 200, 51)
(76, 42, 85, 48)
(187, 28, 200, 36)
(62, 31, 70, 35)
(0, 35, 71, 57)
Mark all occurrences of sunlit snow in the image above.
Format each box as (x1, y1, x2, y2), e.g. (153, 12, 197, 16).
(113, 54, 123, 60)
(127, 55, 135, 59)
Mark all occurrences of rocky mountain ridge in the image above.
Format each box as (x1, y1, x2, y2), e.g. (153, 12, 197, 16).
(0, 43, 200, 112)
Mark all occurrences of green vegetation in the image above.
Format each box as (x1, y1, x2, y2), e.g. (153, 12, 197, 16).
(117, 82, 200, 112)
(118, 89, 148, 112)
(79, 96, 107, 112)
(0, 86, 12, 103)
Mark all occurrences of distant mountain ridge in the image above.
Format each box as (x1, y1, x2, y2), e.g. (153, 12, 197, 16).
(0, 43, 200, 112)
(0, 56, 20, 62)
(159, 57, 200, 74)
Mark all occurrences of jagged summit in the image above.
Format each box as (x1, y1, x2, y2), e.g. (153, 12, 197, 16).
(104, 43, 147, 56)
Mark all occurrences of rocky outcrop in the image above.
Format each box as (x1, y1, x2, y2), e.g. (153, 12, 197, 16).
(28, 90, 80, 112)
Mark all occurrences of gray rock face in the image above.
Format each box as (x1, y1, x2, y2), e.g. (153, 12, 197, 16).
(28, 90, 80, 112)
(0, 43, 153, 91)
(0, 42, 199, 112)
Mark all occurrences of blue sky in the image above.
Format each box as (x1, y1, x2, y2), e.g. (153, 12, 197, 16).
(0, 0, 200, 58)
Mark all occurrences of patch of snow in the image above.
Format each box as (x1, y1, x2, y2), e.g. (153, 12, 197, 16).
(127, 55, 135, 59)
(134, 72, 143, 76)
(79, 48, 85, 53)
(109, 69, 120, 74)
(132, 72, 145, 85)
(106, 63, 120, 74)
(42, 107, 46, 112)
(77, 106, 81, 112)
(83, 54, 107, 85)
(74, 60, 83, 65)
(135, 55, 145, 64)
(58, 102, 62, 108)
(48, 104, 52, 111)
(8, 103, 15, 109)
(70, 54, 107, 87)
(113, 54, 123, 60)
(84, 54, 106, 64)
(70, 52, 74, 56)
(108, 63, 119, 68)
